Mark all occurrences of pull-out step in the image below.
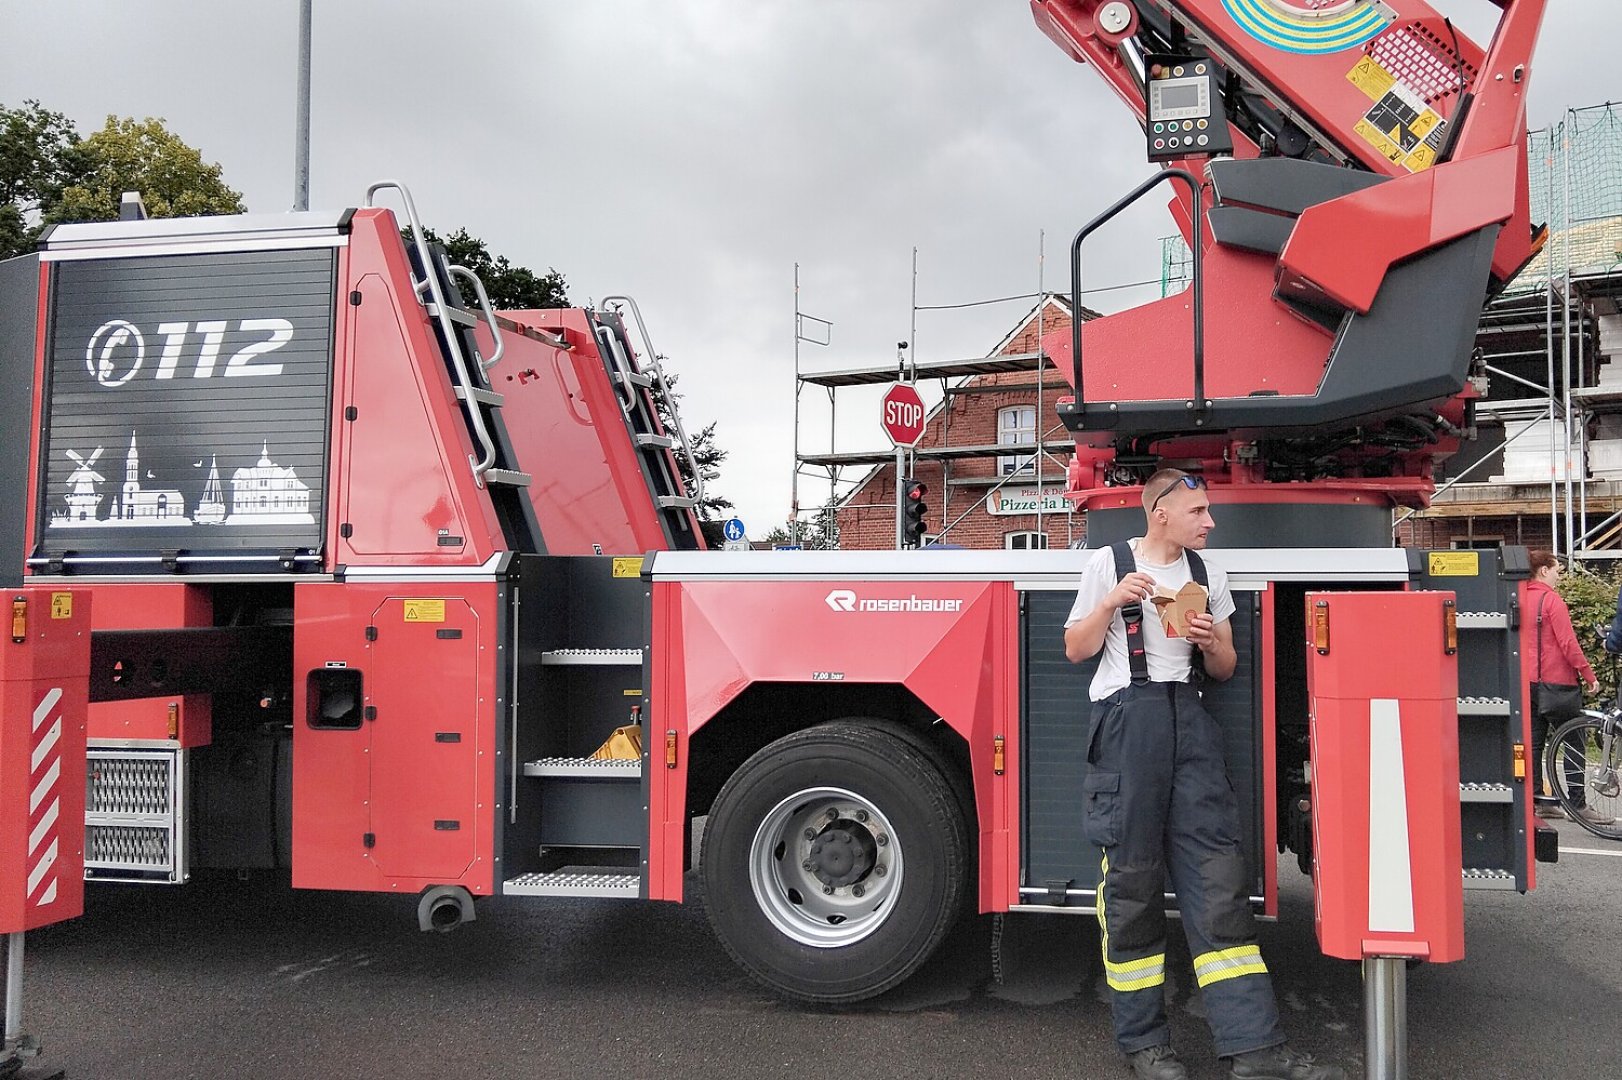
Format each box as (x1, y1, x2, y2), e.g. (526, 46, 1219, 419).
(523, 756, 641, 778)
(1459, 783, 1515, 803)
(504, 868, 640, 899)
(1462, 867, 1517, 891)
(540, 648, 643, 666)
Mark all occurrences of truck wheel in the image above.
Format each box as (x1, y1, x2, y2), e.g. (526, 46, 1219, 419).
(701, 721, 969, 1003)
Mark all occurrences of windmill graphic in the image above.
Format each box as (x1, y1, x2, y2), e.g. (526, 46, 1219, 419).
(61, 447, 107, 524)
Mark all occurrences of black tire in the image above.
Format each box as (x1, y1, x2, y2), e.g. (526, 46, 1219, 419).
(701, 721, 970, 1003)
(1544, 712, 1622, 841)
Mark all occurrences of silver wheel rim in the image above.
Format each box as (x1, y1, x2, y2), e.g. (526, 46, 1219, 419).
(748, 785, 904, 948)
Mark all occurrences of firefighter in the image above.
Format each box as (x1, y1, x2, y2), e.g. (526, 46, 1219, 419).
(1064, 469, 1344, 1080)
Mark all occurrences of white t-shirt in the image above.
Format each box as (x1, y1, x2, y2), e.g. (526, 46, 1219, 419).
(1064, 538, 1235, 701)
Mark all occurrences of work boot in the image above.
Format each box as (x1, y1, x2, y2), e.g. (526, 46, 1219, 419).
(1533, 802, 1564, 820)
(1228, 1043, 1346, 1080)
(1568, 805, 1617, 826)
(1126, 1044, 1189, 1080)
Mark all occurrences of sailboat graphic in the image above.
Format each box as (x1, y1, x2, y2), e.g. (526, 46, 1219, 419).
(195, 456, 225, 525)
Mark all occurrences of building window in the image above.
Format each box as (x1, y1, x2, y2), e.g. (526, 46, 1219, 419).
(998, 405, 1036, 476)
(1005, 531, 1048, 550)
(1452, 537, 1503, 550)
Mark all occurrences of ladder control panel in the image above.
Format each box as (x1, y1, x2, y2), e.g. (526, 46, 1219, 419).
(1146, 54, 1233, 162)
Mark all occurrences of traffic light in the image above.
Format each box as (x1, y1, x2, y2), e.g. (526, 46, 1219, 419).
(902, 478, 928, 548)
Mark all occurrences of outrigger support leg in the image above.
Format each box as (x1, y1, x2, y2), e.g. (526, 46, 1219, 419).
(1363, 956, 1408, 1080)
(1, 933, 63, 1080)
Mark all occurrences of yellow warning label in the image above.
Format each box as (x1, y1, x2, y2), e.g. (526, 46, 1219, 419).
(1347, 55, 1444, 173)
(612, 557, 644, 579)
(1428, 552, 1480, 577)
(623, 688, 644, 696)
(50, 593, 72, 619)
(1347, 55, 1395, 102)
(403, 599, 447, 623)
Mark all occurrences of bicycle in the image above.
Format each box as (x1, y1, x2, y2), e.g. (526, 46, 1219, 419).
(1543, 650, 1622, 841)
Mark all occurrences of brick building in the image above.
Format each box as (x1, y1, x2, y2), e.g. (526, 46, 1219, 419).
(835, 295, 1098, 551)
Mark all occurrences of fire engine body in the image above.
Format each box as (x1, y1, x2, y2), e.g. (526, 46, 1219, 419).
(0, 0, 1551, 1019)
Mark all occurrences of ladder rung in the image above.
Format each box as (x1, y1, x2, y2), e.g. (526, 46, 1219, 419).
(655, 495, 699, 510)
(484, 468, 532, 487)
(454, 386, 505, 407)
(636, 433, 675, 450)
(616, 370, 654, 389)
(426, 302, 479, 327)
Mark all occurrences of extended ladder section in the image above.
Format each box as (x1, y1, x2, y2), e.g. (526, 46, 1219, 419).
(591, 296, 704, 550)
(364, 181, 544, 555)
(501, 556, 649, 899)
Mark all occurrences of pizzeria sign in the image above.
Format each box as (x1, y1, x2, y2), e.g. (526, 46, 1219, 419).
(985, 487, 1070, 516)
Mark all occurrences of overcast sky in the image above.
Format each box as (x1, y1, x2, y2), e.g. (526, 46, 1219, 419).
(3, 2, 1618, 537)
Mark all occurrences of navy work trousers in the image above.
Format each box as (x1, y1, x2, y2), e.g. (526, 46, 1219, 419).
(1084, 680, 1285, 1058)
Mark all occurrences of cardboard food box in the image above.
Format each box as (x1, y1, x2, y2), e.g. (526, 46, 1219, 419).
(1150, 581, 1208, 637)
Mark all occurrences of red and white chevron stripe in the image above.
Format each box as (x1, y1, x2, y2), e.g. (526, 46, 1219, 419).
(27, 686, 64, 909)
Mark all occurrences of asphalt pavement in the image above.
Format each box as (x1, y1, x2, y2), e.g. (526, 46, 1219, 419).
(6, 818, 1619, 1080)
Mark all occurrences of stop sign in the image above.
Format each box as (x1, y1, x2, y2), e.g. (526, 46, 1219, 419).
(880, 383, 926, 448)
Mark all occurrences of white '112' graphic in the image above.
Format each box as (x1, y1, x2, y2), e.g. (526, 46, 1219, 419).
(85, 318, 294, 387)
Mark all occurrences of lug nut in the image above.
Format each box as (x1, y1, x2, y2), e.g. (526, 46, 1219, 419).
(823, 885, 834, 895)
(874, 864, 887, 877)
(852, 884, 865, 897)
(805, 828, 816, 840)
(802, 861, 814, 872)
(876, 834, 888, 847)
(856, 810, 869, 823)
(825, 808, 839, 821)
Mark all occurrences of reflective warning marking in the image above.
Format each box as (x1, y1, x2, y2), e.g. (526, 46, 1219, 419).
(51, 592, 73, 619)
(612, 557, 644, 579)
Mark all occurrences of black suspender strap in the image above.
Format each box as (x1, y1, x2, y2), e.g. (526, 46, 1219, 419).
(1186, 548, 1208, 684)
(1113, 541, 1210, 686)
(1112, 541, 1150, 685)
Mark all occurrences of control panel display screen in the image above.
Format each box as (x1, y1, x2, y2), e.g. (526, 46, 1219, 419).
(1150, 77, 1209, 121)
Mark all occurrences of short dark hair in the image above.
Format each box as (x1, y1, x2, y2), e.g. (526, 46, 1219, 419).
(1528, 549, 1558, 573)
(1142, 468, 1192, 512)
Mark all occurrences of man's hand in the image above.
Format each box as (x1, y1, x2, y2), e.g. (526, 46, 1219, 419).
(1185, 611, 1217, 650)
(1107, 571, 1157, 611)
(1586, 675, 1601, 694)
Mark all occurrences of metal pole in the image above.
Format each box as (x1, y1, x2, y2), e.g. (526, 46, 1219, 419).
(894, 447, 905, 550)
(1363, 955, 1407, 1080)
(1035, 230, 1046, 542)
(1562, 115, 1575, 559)
(4, 932, 23, 1049)
(792, 263, 801, 545)
(293, 0, 312, 212)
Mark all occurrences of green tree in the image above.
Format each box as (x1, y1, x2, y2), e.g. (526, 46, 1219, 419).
(417, 226, 568, 310)
(49, 115, 243, 224)
(649, 372, 733, 544)
(1560, 563, 1622, 702)
(0, 99, 89, 257)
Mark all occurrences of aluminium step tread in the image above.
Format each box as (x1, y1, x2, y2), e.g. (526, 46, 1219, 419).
(523, 756, 641, 778)
(1462, 867, 1517, 890)
(504, 868, 640, 899)
(1454, 612, 1511, 629)
(1459, 782, 1515, 803)
(1457, 696, 1512, 716)
(540, 648, 644, 665)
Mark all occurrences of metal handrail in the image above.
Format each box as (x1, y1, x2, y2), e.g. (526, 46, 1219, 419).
(364, 180, 499, 484)
(1070, 167, 1206, 425)
(448, 264, 506, 373)
(599, 294, 706, 509)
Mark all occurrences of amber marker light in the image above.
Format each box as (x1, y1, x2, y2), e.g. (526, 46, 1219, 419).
(1443, 599, 1458, 655)
(11, 597, 26, 643)
(1312, 600, 1330, 655)
(993, 735, 1006, 776)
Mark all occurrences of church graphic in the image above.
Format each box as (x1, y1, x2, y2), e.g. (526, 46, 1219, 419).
(49, 434, 314, 529)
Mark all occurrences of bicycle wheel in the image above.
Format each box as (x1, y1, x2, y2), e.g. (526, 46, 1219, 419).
(1544, 711, 1622, 841)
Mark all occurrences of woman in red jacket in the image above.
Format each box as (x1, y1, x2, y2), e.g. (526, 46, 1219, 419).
(1527, 550, 1614, 826)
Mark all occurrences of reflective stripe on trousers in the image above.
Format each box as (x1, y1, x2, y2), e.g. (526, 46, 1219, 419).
(1085, 680, 1285, 1059)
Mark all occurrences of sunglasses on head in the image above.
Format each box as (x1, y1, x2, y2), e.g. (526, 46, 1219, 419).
(1149, 474, 1207, 511)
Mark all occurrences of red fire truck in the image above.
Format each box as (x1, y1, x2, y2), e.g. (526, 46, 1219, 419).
(0, 0, 1554, 1069)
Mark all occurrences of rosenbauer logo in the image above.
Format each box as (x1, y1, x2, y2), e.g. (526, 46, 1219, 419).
(824, 589, 963, 614)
